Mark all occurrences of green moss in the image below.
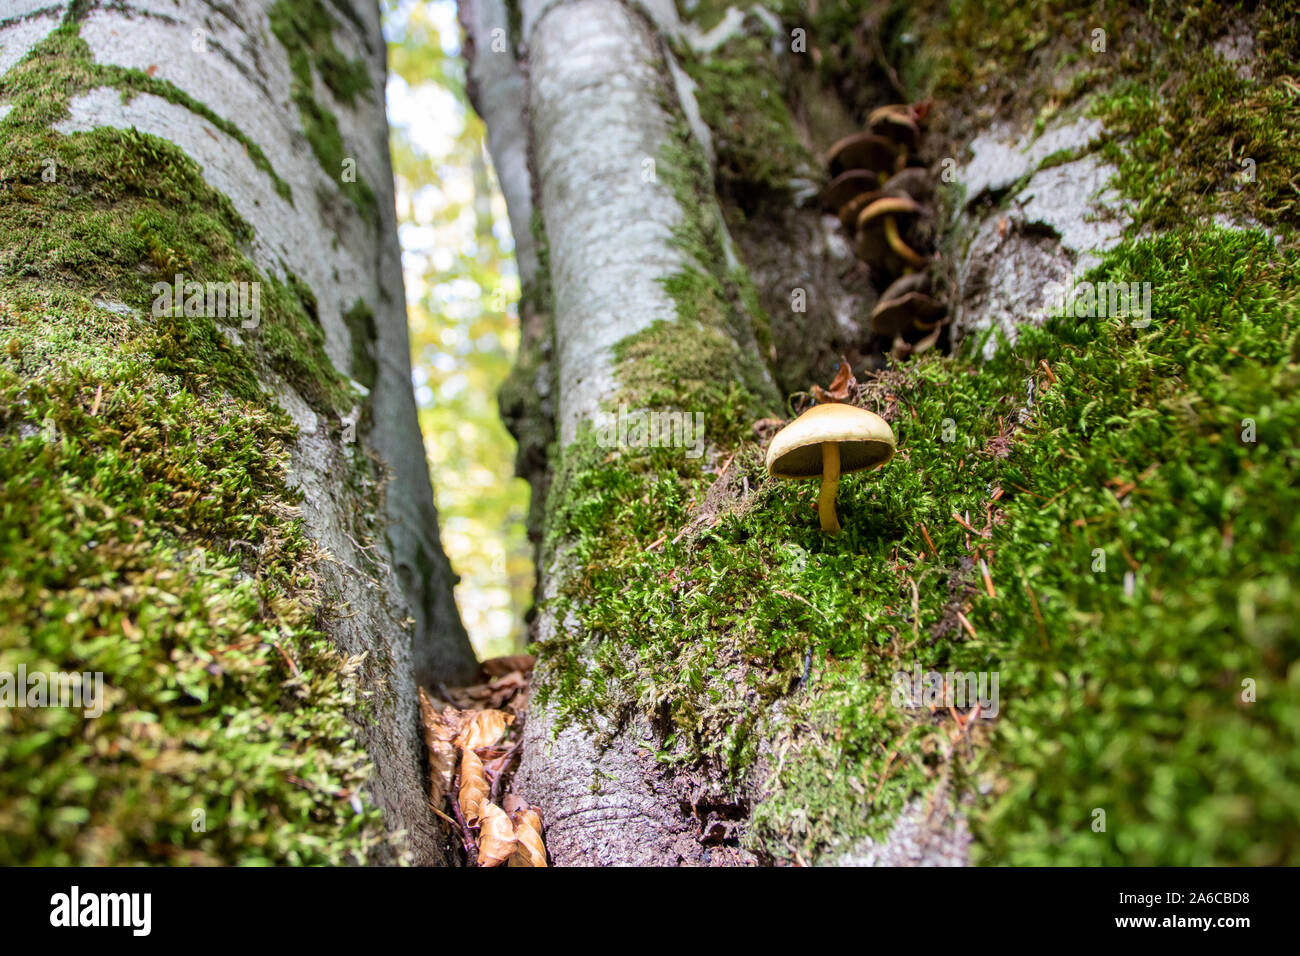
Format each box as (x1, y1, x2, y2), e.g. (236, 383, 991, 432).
(0, 21, 381, 864)
(612, 319, 773, 449)
(0, 20, 290, 201)
(964, 229, 1300, 864)
(342, 298, 377, 391)
(268, 0, 378, 219)
(1093, 55, 1300, 236)
(680, 31, 815, 198)
(912, 0, 1300, 238)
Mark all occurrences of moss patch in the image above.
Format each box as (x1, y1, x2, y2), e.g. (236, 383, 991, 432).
(341, 297, 377, 391)
(268, 0, 378, 220)
(0, 20, 381, 864)
(2, 14, 291, 201)
(679, 29, 816, 200)
(913, 0, 1300, 238)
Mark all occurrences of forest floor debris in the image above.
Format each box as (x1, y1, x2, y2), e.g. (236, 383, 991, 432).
(419, 654, 545, 866)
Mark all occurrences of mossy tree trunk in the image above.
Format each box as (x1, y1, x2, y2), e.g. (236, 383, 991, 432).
(1, 0, 474, 865)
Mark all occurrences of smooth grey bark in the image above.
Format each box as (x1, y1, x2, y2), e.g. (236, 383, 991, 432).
(9, 0, 476, 863)
(459, 0, 538, 287)
(522, 0, 689, 445)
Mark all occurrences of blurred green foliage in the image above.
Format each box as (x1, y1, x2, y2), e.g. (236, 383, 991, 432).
(383, 1, 533, 657)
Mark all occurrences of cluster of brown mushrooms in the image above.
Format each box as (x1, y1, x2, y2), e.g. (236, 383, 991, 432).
(824, 102, 946, 356)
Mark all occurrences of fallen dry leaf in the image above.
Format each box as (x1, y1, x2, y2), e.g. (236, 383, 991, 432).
(454, 708, 514, 751)
(487, 671, 529, 710)
(508, 804, 546, 868)
(458, 748, 489, 826)
(481, 654, 536, 678)
(418, 688, 459, 806)
(811, 358, 857, 404)
(477, 802, 517, 867)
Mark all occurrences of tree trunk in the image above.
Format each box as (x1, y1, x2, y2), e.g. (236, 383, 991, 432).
(1, 0, 473, 864)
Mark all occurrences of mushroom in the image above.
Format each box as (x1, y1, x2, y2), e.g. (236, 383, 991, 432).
(823, 169, 881, 223)
(826, 132, 897, 179)
(765, 402, 896, 534)
(856, 195, 928, 276)
(893, 321, 944, 358)
(870, 272, 946, 338)
(868, 104, 923, 170)
(868, 104, 922, 151)
(838, 189, 883, 231)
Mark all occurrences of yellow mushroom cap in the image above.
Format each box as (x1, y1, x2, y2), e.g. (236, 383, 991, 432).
(765, 403, 896, 478)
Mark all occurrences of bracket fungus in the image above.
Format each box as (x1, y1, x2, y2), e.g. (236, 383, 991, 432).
(824, 169, 883, 230)
(868, 103, 922, 164)
(765, 403, 896, 534)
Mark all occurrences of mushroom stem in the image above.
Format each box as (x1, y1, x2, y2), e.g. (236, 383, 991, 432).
(819, 442, 842, 534)
(884, 215, 927, 269)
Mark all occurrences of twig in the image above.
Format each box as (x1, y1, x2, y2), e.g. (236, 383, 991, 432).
(979, 558, 996, 599)
(488, 742, 523, 805)
(428, 802, 458, 828)
(269, 642, 300, 678)
(776, 588, 830, 620)
(955, 610, 978, 640)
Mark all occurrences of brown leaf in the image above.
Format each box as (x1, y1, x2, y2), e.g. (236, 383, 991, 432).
(503, 793, 529, 814)
(145, 64, 159, 76)
(458, 748, 489, 826)
(477, 802, 517, 867)
(418, 688, 458, 806)
(454, 708, 514, 751)
(443, 683, 493, 709)
(508, 804, 547, 867)
(486, 670, 529, 709)
(812, 358, 857, 404)
(481, 654, 536, 678)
